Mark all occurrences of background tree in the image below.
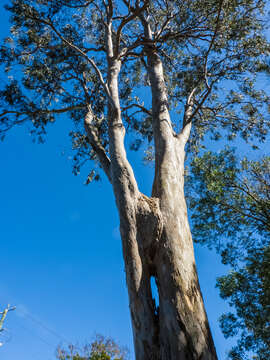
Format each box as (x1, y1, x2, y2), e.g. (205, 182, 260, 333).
(0, 0, 270, 359)
(56, 334, 129, 360)
(187, 150, 270, 359)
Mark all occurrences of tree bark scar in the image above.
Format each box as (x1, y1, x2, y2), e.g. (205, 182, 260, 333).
(136, 193, 163, 264)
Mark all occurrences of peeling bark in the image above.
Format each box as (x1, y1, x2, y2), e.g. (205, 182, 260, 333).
(101, 12, 218, 360)
(152, 140, 217, 360)
(116, 167, 218, 359)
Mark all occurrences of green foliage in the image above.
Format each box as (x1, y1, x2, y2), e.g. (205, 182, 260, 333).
(56, 335, 128, 360)
(0, 0, 270, 178)
(218, 245, 270, 360)
(0, 1, 269, 356)
(187, 149, 269, 254)
(186, 150, 270, 359)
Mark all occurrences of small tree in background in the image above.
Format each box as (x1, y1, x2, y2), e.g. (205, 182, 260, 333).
(56, 335, 129, 360)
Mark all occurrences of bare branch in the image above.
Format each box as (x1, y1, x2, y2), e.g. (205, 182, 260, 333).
(107, 0, 114, 20)
(155, 11, 179, 40)
(189, 81, 216, 122)
(179, 87, 197, 143)
(122, 103, 152, 116)
(203, 0, 224, 90)
(121, 0, 131, 10)
(220, 200, 269, 230)
(84, 46, 106, 53)
(157, 29, 212, 43)
(84, 105, 112, 182)
(115, 0, 150, 57)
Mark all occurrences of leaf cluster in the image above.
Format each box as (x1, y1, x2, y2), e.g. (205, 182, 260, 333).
(56, 335, 128, 360)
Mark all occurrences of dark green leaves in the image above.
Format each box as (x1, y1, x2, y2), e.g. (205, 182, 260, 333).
(217, 246, 270, 359)
(186, 149, 270, 358)
(186, 149, 270, 253)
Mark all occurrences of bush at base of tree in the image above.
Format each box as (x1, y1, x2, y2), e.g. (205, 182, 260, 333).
(56, 335, 129, 360)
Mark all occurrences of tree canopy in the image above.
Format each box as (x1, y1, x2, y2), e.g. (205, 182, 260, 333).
(0, 0, 270, 177)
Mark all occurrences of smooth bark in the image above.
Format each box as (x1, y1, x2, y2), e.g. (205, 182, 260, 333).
(105, 52, 218, 360)
(87, 7, 218, 360)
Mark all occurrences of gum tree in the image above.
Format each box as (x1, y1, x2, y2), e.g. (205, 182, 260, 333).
(0, 0, 269, 359)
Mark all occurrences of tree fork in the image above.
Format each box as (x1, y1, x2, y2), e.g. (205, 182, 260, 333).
(134, 189, 218, 360)
(106, 42, 218, 360)
(116, 182, 218, 359)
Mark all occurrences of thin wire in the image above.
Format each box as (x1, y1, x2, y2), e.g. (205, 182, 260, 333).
(12, 325, 54, 360)
(1, 296, 70, 347)
(11, 319, 55, 348)
(20, 310, 70, 345)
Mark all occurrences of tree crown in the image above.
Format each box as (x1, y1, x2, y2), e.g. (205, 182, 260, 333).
(0, 0, 269, 181)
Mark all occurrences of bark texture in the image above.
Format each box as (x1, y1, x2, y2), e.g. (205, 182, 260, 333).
(107, 49, 218, 359)
(86, 8, 218, 360)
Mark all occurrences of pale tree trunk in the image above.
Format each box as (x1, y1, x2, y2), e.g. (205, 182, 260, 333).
(109, 49, 217, 358)
(85, 11, 218, 360)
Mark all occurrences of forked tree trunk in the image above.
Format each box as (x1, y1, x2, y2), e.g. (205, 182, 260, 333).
(115, 138, 217, 360)
(97, 17, 218, 359)
(107, 57, 218, 359)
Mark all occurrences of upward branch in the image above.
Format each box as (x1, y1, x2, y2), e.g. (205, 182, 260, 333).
(179, 0, 224, 144)
(139, 12, 174, 145)
(179, 87, 197, 144)
(84, 106, 112, 182)
(203, 0, 224, 90)
(115, 0, 150, 57)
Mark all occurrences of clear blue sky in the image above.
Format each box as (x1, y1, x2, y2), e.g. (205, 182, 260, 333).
(0, 3, 261, 359)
